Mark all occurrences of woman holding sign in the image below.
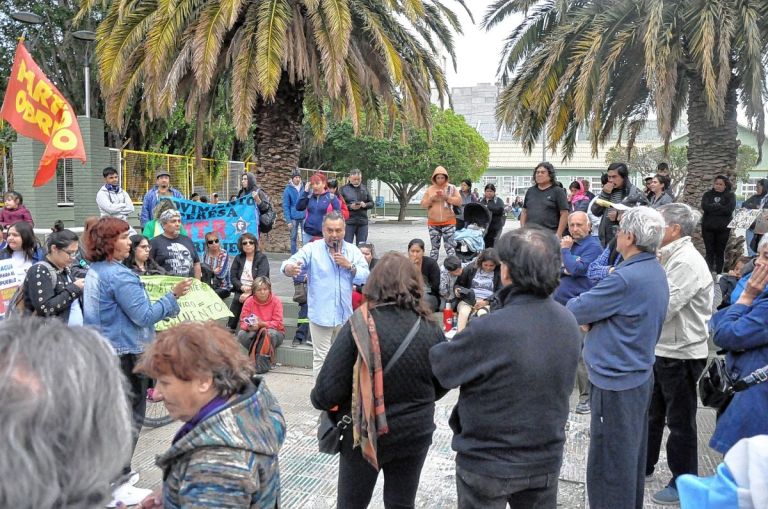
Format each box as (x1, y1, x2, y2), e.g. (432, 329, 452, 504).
(82, 217, 193, 498)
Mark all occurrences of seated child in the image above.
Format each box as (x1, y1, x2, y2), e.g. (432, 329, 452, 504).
(439, 255, 464, 307)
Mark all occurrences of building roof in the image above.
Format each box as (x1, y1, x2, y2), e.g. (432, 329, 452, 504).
(487, 140, 659, 171)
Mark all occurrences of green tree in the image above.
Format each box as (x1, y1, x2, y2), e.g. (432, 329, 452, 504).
(321, 108, 489, 221)
(78, 0, 469, 250)
(485, 1, 768, 214)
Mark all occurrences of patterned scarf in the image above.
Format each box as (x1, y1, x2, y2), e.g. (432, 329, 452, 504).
(349, 303, 388, 470)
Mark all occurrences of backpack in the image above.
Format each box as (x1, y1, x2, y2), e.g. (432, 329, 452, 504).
(5, 261, 58, 319)
(248, 328, 275, 374)
(257, 189, 277, 234)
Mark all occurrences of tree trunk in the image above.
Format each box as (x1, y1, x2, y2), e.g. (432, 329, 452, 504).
(683, 71, 739, 253)
(253, 75, 304, 252)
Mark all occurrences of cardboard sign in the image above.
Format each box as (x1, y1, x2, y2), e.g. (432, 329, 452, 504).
(0, 260, 20, 317)
(728, 209, 761, 230)
(141, 275, 232, 331)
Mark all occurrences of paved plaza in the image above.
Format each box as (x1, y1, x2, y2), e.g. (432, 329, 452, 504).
(131, 218, 723, 508)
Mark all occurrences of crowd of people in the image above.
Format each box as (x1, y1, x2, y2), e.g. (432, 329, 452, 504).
(0, 159, 766, 509)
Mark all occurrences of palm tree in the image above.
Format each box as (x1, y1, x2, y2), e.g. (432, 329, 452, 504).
(77, 0, 470, 250)
(484, 0, 768, 210)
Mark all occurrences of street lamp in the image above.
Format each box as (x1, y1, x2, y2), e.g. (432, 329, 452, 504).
(73, 30, 96, 118)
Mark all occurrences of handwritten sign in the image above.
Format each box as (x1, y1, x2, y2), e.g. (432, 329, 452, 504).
(728, 209, 761, 230)
(141, 275, 233, 330)
(0, 260, 21, 317)
(169, 196, 259, 257)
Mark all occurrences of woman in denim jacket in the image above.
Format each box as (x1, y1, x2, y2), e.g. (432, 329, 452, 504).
(82, 217, 193, 495)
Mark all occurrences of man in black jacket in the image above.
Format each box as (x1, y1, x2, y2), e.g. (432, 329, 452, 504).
(430, 227, 581, 508)
(340, 169, 374, 244)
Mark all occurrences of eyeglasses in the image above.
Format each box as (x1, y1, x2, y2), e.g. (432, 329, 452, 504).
(139, 244, 151, 250)
(207, 239, 219, 244)
(242, 240, 255, 246)
(61, 248, 78, 258)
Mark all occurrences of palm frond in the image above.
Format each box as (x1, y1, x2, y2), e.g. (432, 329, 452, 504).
(255, 0, 292, 99)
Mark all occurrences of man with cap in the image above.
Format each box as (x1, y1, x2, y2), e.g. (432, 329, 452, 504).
(282, 168, 305, 254)
(140, 169, 184, 227)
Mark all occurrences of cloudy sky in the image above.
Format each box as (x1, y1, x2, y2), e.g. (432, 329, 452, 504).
(444, 1, 522, 88)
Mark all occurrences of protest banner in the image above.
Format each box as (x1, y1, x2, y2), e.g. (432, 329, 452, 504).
(0, 260, 20, 317)
(169, 196, 260, 256)
(728, 209, 761, 230)
(0, 41, 86, 187)
(141, 275, 233, 331)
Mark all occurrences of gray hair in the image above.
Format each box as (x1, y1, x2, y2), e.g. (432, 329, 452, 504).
(618, 206, 665, 253)
(349, 169, 361, 177)
(159, 208, 181, 224)
(0, 320, 131, 508)
(568, 210, 591, 226)
(323, 210, 346, 225)
(758, 235, 768, 252)
(657, 203, 701, 238)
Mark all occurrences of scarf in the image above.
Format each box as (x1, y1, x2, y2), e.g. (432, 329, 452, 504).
(349, 303, 388, 470)
(172, 395, 229, 444)
(570, 180, 589, 205)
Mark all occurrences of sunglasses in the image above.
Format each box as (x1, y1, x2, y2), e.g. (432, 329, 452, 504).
(207, 239, 219, 244)
(242, 240, 255, 246)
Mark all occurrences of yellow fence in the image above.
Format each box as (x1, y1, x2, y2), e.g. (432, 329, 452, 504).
(120, 150, 341, 202)
(121, 150, 258, 202)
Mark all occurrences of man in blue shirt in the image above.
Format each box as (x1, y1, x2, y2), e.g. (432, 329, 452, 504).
(139, 170, 184, 227)
(554, 211, 602, 414)
(281, 211, 369, 376)
(566, 207, 669, 509)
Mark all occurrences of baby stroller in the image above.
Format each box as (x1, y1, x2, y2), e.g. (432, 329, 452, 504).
(454, 202, 491, 263)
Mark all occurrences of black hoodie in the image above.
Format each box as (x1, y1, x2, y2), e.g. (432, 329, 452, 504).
(701, 188, 736, 230)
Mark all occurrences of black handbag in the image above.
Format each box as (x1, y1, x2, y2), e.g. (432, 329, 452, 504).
(698, 355, 768, 412)
(698, 356, 735, 411)
(316, 317, 421, 455)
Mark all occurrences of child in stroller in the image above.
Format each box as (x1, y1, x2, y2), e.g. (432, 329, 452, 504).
(454, 202, 492, 263)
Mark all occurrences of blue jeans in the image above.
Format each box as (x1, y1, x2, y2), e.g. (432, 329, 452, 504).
(289, 219, 304, 254)
(344, 223, 369, 244)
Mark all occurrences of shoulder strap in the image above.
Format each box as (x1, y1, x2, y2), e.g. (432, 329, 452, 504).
(384, 318, 421, 376)
(732, 364, 768, 392)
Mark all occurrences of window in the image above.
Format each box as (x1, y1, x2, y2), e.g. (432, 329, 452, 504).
(56, 159, 74, 205)
(740, 178, 758, 198)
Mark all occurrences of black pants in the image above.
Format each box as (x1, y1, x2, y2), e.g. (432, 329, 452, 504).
(344, 223, 369, 244)
(227, 292, 244, 330)
(337, 446, 429, 509)
(588, 376, 653, 509)
(646, 356, 707, 486)
(456, 465, 558, 509)
(119, 354, 149, 476)
(702, 227, 730, 273)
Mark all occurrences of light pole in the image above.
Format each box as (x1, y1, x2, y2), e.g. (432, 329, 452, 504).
(73, 30, 96, 118)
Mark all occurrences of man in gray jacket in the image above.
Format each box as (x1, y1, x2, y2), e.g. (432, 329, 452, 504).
(645, 203, 713, 505)
(96, 166, 134, 221)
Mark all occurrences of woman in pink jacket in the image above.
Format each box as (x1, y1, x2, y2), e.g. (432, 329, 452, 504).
(236, 277, 285, 351)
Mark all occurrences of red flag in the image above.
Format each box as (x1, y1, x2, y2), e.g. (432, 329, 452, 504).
(0, 41, 86, 187)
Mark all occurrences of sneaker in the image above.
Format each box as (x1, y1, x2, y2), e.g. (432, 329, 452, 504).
(575, 402, 590, 414)
(651, 485, 680, 505)
(291, 338, 301, 348)
(305, 338, 313, 347)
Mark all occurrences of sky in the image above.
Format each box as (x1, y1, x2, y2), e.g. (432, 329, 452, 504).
(443, 1, 522, 88)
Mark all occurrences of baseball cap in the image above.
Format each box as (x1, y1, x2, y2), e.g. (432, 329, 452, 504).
(155, 169, 171, 179)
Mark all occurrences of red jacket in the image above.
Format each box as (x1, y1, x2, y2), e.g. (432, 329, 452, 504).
(239, 294, 285, 332)
(0, 205, 34, 228)
(327, 193, 350, 220)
